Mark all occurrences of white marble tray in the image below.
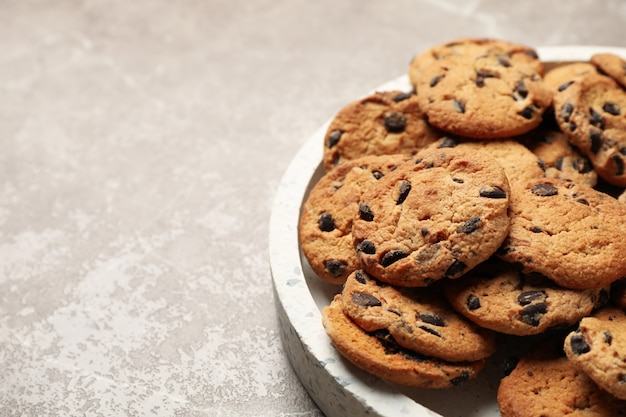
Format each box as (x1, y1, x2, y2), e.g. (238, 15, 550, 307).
(269, 46, 626, 417)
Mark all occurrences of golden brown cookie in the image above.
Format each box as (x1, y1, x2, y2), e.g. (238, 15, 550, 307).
(590, 52, 626, 89)
(444, 258, 608, 336)
(542, 62, 597, 92)
(564, 307, 626, 400)
(299, 154, 410, 284)
(498, 336, 626, 417)
(415, 51, 552, 139)
(352, 147, 511, 287)
(553, 71, 626, 186)
(321, 295, 486, 388)
(409, 37, 543, 90)
(340, 269, 497, 362)
(524, 129, 598, 187)
(322, 90, 440, 171)
(498, 177, 626, 289)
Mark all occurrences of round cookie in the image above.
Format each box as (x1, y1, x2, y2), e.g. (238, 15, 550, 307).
(299, 154, 410, 284)
(498, 336, 626, 417)
(542, 62, 597, 92)
(564, 307, 626, 400)
(321, 295, 486, 388)
(498, 177, 626, 289)
(352, 147, 511, 287)
(590, 52, 626, 89)
(443, 258, 608, 336)
(322, 90, 440, 171)
(415, 51, 552, 139)
(553, 71, 626, 186)
(524, 130, 598, 187)
(409, 37, 543, 90)
(340, 269, 497, 362)
(427, 136, 545, 185)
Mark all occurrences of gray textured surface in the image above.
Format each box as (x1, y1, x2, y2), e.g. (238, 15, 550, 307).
(2, 1, 626, 416)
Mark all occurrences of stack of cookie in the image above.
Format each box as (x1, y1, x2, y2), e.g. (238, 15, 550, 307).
(298, 38, 626, 412)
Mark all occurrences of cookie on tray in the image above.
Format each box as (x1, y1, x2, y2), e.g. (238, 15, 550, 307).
(299, 154, 410, 284)
(564, 307, 626, 400)
(322, 295, 486, 388)
(590, 52, 626, 89)
(498, 177, 626, 289)
(524, 130, 598, 187)
(443, 258, 608, 336)
(352, 146, 511, 287)
(542, 62, 597, 92)
(428, 136, 545, 185)
(414, 50, 552, 139)
(498, 336, 626, 417)
(553, 71, 626, 186)
(340, 269, 497, 362)
(408, 37, 543, 90)
(322, 90, 440, 171)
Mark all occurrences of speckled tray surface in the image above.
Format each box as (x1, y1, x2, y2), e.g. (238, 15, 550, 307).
(269, 46, 626, 417)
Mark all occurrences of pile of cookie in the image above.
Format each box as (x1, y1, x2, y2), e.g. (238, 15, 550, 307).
(298, 38, 626, 415)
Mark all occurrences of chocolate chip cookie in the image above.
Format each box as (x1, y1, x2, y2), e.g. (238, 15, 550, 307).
(340, 269, 497, 362)
(322, 295, 486, 388)
(299, 154, 410, 284)
(498, 177, 626, 289)
(498, 336, 626, 417)
(322, 90, 440, 171)
(590, 52, 626, 89)
(553, 71, 626, 186)
(564, 307, 626, 400)
(444, 258, 608, 336)
(414, 50, 552, 139)
(352, 147, 511, 287)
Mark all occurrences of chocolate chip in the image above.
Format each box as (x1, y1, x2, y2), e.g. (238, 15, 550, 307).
(352, 293, 382, 307)
(513, 80, 529, 101)
(571, 157, 594, 174)
(418, 325, 441, 337)
(520, 302, 547, 326)
(327, 130, 343, 148)
(502, 356, 519, 376)
(570, 333, 590, 355)
(590, 131, 603, 154)
(325, 260, 347, 277)
(479, 185, 507, 199)
(452, 177, 464, 183)
(518, 105, 536, 120)
(392, 92, 412, 102)
(452, 99, 465, 114)
(531, 183, 558, 196)
(517, 290, 546, 306)
(590, 108, 605, 129)
(531, 226, 543, 233)
(475, 70, 496, 87)
(419, 312, 446, 327)
(372, 170, 384, 180)
(357, 240, 376, 255)
(380, 249, 408, 267)
(396, 180, 411, 205)
(525, 50, 539, 59)
(603, 102, 621, 115)
(318, 212, 335, 232)
(557, 80, 574, 92)
(554, 157, 564, 171)
(420, 227, 429, 237)
(450, 371, 470, 386)
(497, 57, 511, 67)
(604, 331, 613, 345)
(457, 217, 481, 234)
(438, 137, 458, 148)
(561, 102, 574, 122)
(445, 260, 466, 278)
(384, 112, 407, 133)
(466, 294, 481, 310)
(354, 270, 367, 284)
(612, 154, 625, 176)
(359, 203, 374, 221)
(430, 75, 444, 87)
